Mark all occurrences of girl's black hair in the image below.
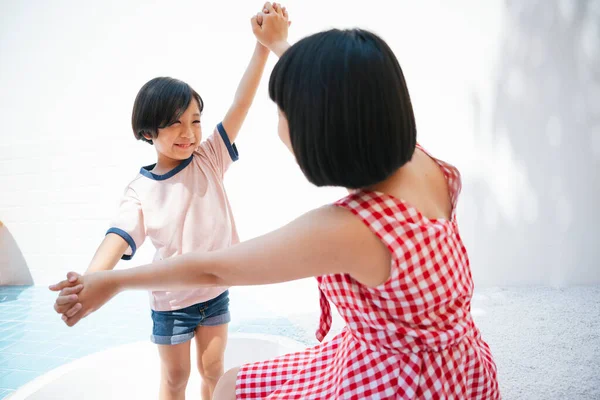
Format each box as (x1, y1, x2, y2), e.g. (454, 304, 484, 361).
(269, 29, 417, 188)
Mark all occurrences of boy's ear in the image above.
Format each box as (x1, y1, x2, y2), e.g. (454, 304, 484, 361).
(142, 132, 154, 143)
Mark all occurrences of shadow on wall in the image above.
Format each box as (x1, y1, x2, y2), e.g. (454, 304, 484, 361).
(467, 0, 600, 286)
(0, 221, 33, 287)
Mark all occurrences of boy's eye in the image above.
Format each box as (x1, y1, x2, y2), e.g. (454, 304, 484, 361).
(193, 120, 200, 124)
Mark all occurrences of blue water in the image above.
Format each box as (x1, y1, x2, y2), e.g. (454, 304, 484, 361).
(0, 285, 316, 398)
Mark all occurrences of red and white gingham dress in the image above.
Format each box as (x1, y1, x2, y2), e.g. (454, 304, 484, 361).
(236, 147, 500, 399)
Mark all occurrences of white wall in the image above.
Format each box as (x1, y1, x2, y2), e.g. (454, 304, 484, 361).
(1, 0, 598, 289)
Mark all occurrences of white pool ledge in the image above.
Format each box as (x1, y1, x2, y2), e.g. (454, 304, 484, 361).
(9, 333, 306, 400)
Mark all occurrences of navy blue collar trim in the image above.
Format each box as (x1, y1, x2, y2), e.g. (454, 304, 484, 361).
(140, 155, 194, 181)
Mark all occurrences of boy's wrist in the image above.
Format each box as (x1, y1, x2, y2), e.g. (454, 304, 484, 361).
(255, 41, 270, 57)
(256, 40, 269, 50)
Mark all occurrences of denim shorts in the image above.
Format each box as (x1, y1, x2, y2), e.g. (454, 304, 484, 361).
(150, 290, 230, 345)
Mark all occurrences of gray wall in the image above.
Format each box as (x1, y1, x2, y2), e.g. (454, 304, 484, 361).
(461, 0, 600, 286)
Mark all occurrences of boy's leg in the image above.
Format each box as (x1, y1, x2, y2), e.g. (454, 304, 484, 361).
(191, 290, 231, 400)
(152, 306, 200, 400)
(157, 341, 192, 400)
(195, 323, 229, 400)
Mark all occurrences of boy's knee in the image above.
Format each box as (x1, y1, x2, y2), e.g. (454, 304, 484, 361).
(198, 359, 225, 382)
(163, 365, 191, 390)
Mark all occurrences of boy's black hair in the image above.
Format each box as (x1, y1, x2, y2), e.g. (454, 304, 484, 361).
(269, 29, 417, 189)
(132, 77, 204, 144)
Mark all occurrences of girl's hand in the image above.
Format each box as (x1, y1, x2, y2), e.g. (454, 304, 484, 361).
(50, 271, 83, 316)
(251, 2, 290, 53)
(50, 271, 120, 327)
(256, 2, 290, 27)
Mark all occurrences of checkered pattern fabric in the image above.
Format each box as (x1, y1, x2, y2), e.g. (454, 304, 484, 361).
(236, 147, 500, 399)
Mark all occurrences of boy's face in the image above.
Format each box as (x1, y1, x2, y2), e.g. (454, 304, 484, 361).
(153, 100, 202, 162)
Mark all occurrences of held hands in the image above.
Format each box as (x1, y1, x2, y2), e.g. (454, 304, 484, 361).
(51, 271, 82, 320)
(49, 271, 119, 327)
(251, 2, 290, 53)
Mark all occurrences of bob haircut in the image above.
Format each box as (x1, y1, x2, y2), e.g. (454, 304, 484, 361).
(269, 29, 417, 189)
(132, 77, 204, 145)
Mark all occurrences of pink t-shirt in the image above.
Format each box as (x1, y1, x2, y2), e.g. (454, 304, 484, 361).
(108, 123, 239, 311)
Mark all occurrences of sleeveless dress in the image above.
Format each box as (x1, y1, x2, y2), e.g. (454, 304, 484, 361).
(236, 147, 500, 399)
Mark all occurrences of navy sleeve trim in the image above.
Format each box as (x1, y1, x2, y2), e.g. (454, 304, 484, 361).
(106, 228, 136, 260)
(217, 122, 239, 162)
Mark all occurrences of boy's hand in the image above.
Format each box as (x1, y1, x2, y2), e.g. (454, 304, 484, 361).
(251, 2, 290, 53)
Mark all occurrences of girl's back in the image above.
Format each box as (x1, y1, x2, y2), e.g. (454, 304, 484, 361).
(314, 146, 500, 398)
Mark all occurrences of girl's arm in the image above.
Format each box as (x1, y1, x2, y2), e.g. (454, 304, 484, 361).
(52, 205, 391, 326)
(265, 40, 290, 58)
(120, 206, 388, 289)
(220, 42, 270, 143)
